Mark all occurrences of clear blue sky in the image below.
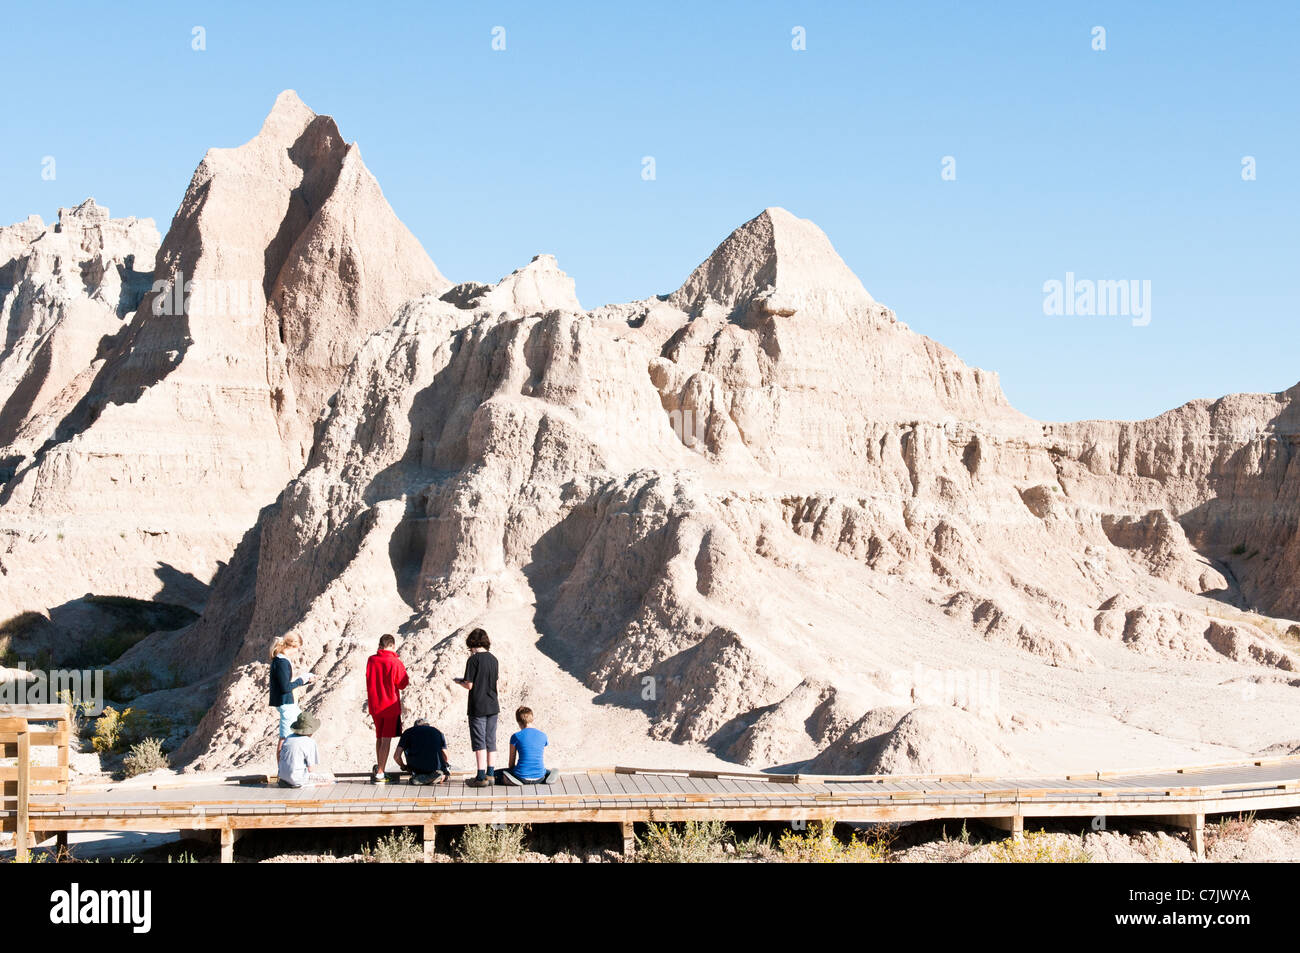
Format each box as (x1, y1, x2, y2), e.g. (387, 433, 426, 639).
(5, 1, 1297, 421)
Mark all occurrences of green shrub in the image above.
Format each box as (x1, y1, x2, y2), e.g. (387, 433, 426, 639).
(777, 820, 892, 863)
(984, 829, 1090, 863)
(635, 819, 731, 863)
(92, 707, 123, 753)
(122, 737, 170, 777)
(734, 831, 774, 859)
(55, 689, 94, 738)
(365, 828, 423, 863)
(455, 824, 529, 863)
(92, 707, 171, 754)
(1206, 812, 1255, 851)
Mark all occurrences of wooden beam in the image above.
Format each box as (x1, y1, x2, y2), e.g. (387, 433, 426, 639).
(1152, 813, 1206, 860)
(986, 815, 1024, 839)
(217, 819, 241, 864)
(0, 765, 69, 783)
(423, 822, 437, 863)
(15, 728, 29, 863)
(621, 821, 635, 858)
(0, 705, 69, 722)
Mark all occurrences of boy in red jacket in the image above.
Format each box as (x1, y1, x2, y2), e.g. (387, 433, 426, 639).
(365, 634, 409, 783)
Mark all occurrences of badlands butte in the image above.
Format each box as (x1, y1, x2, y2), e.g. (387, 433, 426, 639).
(1, 91, 1298, 779)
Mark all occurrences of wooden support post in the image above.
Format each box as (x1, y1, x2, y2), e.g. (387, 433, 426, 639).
(1152, 813, 1205, 860)
(15, 727, 29, 863)
(1188, 814, 1205, 860)
(55, 831, 69, 849)
(219, 824, 239, 864)
(988, 815, 1024, 839)
(620, 821, 636, 858)
(423, 823, 437, 863)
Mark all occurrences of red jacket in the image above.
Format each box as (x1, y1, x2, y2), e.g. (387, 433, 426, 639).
(365, 650, 409, 712)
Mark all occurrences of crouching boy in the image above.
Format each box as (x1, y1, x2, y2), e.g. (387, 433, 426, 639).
(395, 717, 451, 784)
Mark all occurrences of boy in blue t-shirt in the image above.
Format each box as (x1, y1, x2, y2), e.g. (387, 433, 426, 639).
(497, 706, 556, 786)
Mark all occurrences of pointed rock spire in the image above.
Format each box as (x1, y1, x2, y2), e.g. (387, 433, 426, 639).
(669, 207, 873, 317)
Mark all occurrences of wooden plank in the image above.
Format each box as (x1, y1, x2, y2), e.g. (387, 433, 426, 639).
(0, 705, 69, 722)
(0, 766, 68, 783)
(27, 730, 68, 748)
(16, 730, 29, 863)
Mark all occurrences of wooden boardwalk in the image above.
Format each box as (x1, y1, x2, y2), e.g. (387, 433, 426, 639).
(14, 756, 1300, 861)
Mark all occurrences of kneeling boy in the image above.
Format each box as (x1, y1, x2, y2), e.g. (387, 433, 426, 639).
(395, 717, 450, 784)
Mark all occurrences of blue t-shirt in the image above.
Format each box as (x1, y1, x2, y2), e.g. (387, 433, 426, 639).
(510, 727, 548, 780)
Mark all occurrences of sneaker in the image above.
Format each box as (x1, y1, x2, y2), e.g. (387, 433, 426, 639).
(370, 764, 387, 784)
(412, 773, 434, 786)
(465, 775, 491, 788)
(499, 770, 523, 787)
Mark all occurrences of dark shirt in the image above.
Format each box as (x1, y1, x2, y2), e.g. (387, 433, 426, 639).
(397, 724, 447, 773)
(269, 655, 298, 707)
(463, 651, 499, 717)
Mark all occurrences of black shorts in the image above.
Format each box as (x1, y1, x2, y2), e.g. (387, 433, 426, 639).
(468, 714, 498, 751)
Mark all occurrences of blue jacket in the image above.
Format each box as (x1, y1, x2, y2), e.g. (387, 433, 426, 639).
(269, 655, 304, 707)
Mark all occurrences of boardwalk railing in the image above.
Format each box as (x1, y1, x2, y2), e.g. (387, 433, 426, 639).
(0, 704, 72, 862)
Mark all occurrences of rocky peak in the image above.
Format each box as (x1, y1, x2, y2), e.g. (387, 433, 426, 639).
(441, 254, 582, 316)
(669, 207, 874, 318)
(55, 198, 110, 229)
(0, 91, 448, 619)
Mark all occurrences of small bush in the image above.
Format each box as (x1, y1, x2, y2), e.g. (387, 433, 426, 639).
(1207, 812, 1255, 850)
(92, 707, 171, 754)
(778, 820, 892, 863)
(636, 819, 731, 863)
(734, 831, 774, 860)
(92, 707, 125, 753)
(122, 737, 169, 777)
(56, 690, 93, 738)
(364, 828, 423, 863)
(984, 830, 1090, 863)
(456, 824, 529, 863)
(1230, 543, 1247, 556)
